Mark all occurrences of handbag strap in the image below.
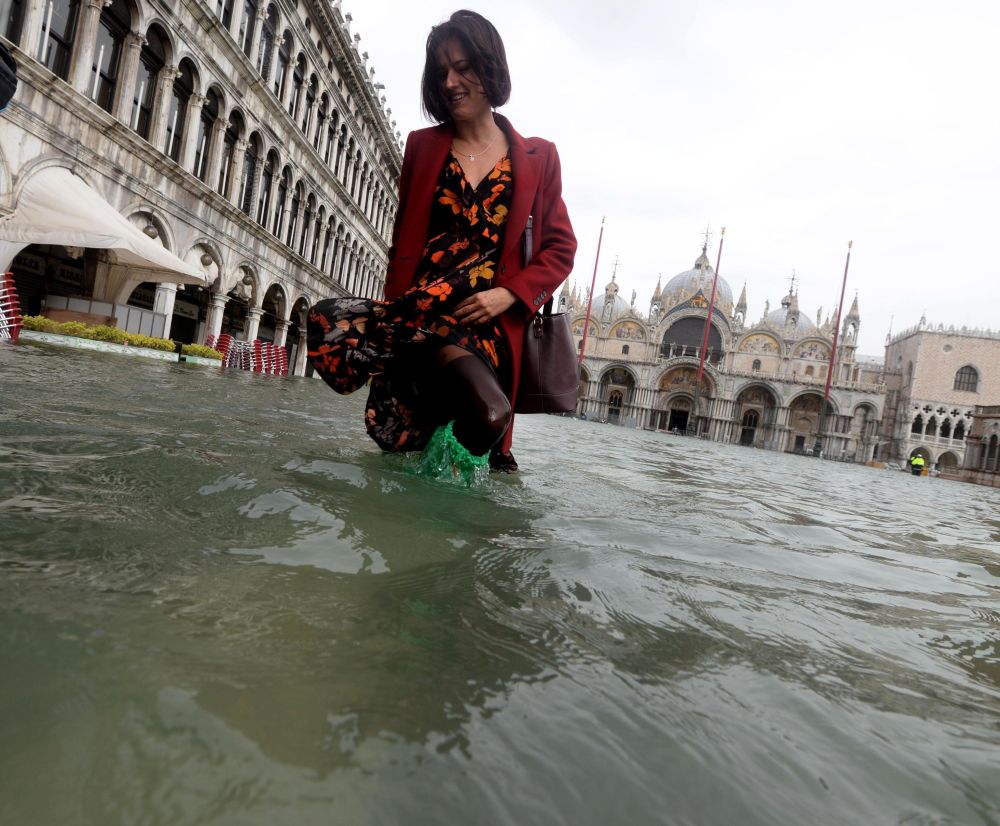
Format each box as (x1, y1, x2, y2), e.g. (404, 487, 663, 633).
(523, 214, 554, 318)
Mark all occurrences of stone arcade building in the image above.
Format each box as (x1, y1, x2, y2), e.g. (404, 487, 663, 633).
(879, 319, 1000, 474)
(564, 247, 887, 461)
(1, 0, 400, 374)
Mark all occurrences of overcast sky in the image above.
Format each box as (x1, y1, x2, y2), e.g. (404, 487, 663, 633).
(344, 0, 999, 355)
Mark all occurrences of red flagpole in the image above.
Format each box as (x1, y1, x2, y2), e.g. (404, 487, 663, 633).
(579, 217, 605, 365)
(823, 241, 853, 402)
(696, 227, 725, 385)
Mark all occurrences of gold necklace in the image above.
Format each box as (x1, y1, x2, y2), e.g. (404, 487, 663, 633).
(453, 132, 499, 162)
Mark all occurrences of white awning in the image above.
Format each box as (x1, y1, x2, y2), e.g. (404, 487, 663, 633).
(0, 167, 209, 286)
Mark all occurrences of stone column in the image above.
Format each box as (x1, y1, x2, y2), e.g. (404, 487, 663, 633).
(269, 36, 284, 94)
(112, 30, 144, 121)
(205, 293, 228, 343)
(285, 198, 305, 246)
(228, 0, 245, 41)
(205, 119, 227, 192)
(248, 5, 265, 58)
(301, 100, 313, 138)
(314, 113, 327, 154)
(274, 319, 289, 348)
(180, 94, 206, 172)
(149, 65, 178, 150)
(69, 0, 108, 95)
(250, 156, 266, 222)
(292, 199, 306, 254)
(302, 215, 315, 262)
(20, 0, 47, 57)
(229, 139, 248, 206)
(342, 154, 353, 191)
(292, 72, 308, 124)
(244, 307, 263, 342)
(153, 283, 178, 338)
(293, 331, 308, 376)
(344, 251, 355, 292)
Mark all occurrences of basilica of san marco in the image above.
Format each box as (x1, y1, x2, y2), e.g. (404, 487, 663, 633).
(562, 246, 887, 461)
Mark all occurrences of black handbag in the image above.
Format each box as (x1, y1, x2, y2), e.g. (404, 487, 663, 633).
(514, 215, 579, 414)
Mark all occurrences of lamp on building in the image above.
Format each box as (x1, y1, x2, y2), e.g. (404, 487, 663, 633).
(200, 252, 213, 267)
(143, 223, 159, 238)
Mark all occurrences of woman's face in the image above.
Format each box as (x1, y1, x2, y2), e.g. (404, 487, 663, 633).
(436, 40, 491, 122)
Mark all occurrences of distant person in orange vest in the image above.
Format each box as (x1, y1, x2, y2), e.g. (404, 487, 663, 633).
(909, 454, 926, 476)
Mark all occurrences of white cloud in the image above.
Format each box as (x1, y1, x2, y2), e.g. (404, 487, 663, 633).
(346, 0, 1000, 354)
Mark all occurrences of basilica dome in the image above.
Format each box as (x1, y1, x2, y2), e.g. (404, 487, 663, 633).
(763, 293, 817, 337)
(662, 250, 734, 310)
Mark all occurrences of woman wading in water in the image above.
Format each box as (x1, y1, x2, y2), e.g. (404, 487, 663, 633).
(307, 10, 576, 480)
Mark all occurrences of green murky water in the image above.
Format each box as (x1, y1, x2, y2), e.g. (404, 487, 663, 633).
(2, 340, 999, 825)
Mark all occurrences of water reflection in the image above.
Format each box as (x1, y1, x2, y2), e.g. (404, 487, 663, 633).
(2, 341, 1000, 825)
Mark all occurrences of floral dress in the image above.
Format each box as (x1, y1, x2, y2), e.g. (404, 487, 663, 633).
(307, 151, 513, 454)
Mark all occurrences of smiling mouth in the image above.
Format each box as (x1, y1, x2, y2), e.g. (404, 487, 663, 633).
(447, 93, 468, 105)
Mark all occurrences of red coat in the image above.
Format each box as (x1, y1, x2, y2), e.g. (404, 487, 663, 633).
(384, 114, 578, 453)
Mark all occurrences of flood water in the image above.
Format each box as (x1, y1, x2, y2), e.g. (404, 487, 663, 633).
(2, 340, 999, 826)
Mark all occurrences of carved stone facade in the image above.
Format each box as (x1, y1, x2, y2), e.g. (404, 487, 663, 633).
(955, 405, 1000, 487)
(564, 247, 886, 461)
(1, 0, 400, 374)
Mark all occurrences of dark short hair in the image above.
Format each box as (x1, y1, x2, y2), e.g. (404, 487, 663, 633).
(421, 10, 511, 123)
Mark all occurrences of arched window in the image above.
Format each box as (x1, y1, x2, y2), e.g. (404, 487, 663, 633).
(954, 365, 979, 392)
(752, 359, 761, 372)
(41, 0, 80, 81)
(940, 419, 952, 440)
(988, 435, 998, 465)
(257, 5, 277, 78)
(4, 0, 25, 42)
(239, 136, 258, 214)
(742, 409, 759, 428)
(954, 420, 966, 441)
(273, 167, 290, 237)
(257, 151, 276, 227)
(215, 0, 234, 28)
(194, 89, 220, 181)
(804, 365, 814, 377)
(622, 344, 629, 355)
(925, 416, 937, 438)
(93, 0, 129, 112)
(239, 0, 258, 56)
(165, 59, 194, 161)
(911, 414, 923, 435)
(274, 30, 291, 98)
(133, 26, 167, 136)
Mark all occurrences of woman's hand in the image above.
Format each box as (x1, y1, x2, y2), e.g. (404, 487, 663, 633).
(453, 287, 516, 325)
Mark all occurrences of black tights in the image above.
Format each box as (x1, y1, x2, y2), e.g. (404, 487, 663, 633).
(423, 344, 512, 457)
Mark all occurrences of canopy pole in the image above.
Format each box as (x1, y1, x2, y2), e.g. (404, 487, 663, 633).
(579, 217, 605, 365)
(815, 241, 853, 457)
